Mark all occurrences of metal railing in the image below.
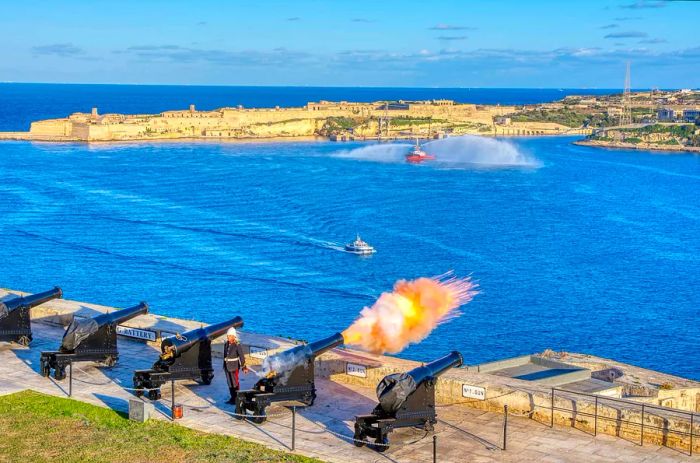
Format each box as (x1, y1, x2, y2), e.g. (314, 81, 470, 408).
(550, 387, 697, 456)
(58, 359, 700, 459)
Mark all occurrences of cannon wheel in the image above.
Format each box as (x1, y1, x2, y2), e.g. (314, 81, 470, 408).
(54, 367, 66, 381)
(233, 401, 246, 421)
(371, 435, 389, 453)
(303, 392, 316, 406)
(104, 356, 117, 367)
(17, 336, 31, 347)
(40, 360, 50, 378)
(353, 428, 367, 447)
(250, 404, 267, 424)
(147, 389, 161, 401)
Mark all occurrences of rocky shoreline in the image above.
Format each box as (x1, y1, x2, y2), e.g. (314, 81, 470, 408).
(574, 138, 700, 153)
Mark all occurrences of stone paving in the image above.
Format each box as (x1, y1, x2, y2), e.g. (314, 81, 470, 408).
(0, 323, 693, 463)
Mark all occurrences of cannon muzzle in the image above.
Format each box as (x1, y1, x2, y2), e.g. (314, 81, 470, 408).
(94, 301, 148, 327)
(60, 302, 149, 352)
(0, 287, 62, 320)
(376, 351, 463, 414)
(402, 350, 463, 386)
(160, 316, 244, 360)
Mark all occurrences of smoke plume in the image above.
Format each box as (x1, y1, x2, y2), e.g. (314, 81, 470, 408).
(259, 345, 313, 385)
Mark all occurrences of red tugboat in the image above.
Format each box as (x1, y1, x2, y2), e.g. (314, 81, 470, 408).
(405, 140, 435, 163)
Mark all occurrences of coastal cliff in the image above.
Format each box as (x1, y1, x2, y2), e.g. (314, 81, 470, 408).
(575, 123, 700, 153)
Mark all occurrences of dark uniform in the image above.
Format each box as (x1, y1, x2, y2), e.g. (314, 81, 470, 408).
(223, 340, 246, 402)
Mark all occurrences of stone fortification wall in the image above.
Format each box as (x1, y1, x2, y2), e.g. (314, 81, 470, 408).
(545, 351, 700, 412)
(494, 122, 593, 136)
(30, 119, 74, 139)
(0, 132, 32, 140)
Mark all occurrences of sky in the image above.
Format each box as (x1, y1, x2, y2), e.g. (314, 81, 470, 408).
(0, 0, 698, 88)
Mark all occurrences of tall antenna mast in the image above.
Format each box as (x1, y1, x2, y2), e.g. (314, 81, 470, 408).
(619, 61, 632, 126)
(384, 101, 389, 138)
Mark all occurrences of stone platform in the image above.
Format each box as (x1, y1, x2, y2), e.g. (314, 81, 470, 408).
(0, 322, 693, 463)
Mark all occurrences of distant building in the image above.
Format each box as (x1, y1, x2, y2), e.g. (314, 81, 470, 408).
(682, 109, 700, 122)
(657, 108, 676, 121)
(377, 102, 410, 111)
(494, 116, 511, 126)
(431, 99, 454, 106)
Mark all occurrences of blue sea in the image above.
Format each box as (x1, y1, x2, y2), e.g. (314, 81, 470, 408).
(1, 84, 698, 380)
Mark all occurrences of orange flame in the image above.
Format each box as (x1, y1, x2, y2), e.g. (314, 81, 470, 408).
(342, 274, 477, 354)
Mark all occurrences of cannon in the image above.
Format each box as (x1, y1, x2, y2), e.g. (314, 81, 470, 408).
(0, 287, 63, 346)
(133, 316, 244, 400)
(235, 332, 344, 423)
(353, 351, 463, 451)
(40, 302, 148, 380)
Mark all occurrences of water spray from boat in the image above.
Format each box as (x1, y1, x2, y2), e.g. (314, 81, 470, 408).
(334, 135, 540, 168)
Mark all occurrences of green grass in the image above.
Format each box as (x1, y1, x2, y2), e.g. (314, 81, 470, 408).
(250, 118, 308, 127)
(389, 117, 447, 127)
(593, 124, 700, 147)
(0, 391, 322, 463)
(509, 109, 615, 128)
(324, 116, 361, 130)
(623, 123, 695, 137)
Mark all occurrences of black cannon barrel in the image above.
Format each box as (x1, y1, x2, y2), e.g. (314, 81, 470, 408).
(307, 332, 344, 356)
(376, 351, 463, 413)
(161, 316, 244, 358)
(283, 332, 344, 359)
(404, 350, 463, 386)
(0, 287, 62, 317)
(93, 302, 149, 327)
(60, 302, 149, 352)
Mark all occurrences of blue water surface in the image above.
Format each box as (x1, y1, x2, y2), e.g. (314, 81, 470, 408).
(0, 85, 698, 380)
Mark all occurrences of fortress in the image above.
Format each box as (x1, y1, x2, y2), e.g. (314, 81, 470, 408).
(0, 99, 590, 142)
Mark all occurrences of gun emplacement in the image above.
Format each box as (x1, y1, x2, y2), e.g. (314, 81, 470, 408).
(354, 351, 463, 451)
(235, 332, 344, 423)
(133, 316, 244, 400)
(40, 302, 149, 380)
(0, 287, 63, 346)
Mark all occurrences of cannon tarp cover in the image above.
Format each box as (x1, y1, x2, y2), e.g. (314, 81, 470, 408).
(376, 373, 417, 414)
(61, 317, 99, 351)
(0, 302, 8, 320)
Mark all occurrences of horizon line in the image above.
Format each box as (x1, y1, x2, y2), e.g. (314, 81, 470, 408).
(1, 81, 690, 91)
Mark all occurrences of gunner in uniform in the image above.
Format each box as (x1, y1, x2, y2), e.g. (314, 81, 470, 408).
(223, 327, 248, 403)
